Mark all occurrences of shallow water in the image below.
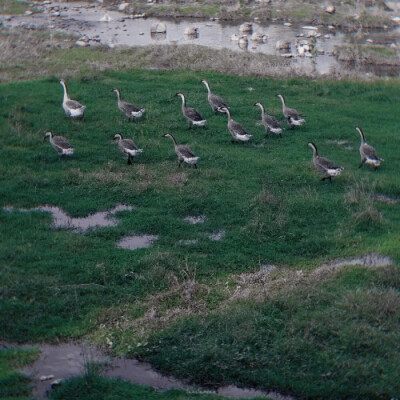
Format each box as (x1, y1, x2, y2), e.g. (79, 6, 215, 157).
(3, 1, 400, 76)
(4, 204, 133, 232)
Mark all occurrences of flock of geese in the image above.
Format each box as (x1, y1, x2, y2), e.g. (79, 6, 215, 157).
(45, 79, 384, 180)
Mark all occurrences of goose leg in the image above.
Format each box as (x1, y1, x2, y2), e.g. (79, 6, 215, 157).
(194, 164, 197, 169)
(127, 156, 132, 165)
(358, 159, 366, 168)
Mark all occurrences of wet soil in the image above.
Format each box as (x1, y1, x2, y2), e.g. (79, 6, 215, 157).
(8, 341, 292, 399)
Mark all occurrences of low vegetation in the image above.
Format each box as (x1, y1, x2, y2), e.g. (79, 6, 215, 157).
(1, 70, 399, 398)
(0, 345, 40, 399)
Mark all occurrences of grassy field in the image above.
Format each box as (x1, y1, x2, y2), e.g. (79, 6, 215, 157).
(1, 70, 400, 398)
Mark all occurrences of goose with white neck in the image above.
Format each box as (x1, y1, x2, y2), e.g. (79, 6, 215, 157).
(60, 79, 86, 118)
(114, 133, 143, 165)
(254, 102, 283, 137)
(113, 88, 145, 121)
(44, 131, 74, 156)
(162, 133, 199, 168)
(201, 79, 229, 113)
(308, 142, 343, 181)
(176, 92, 206, 129)
(277, 93, 305, 128)
(356, 126, 383, 169)
(220, 107, 252, 143)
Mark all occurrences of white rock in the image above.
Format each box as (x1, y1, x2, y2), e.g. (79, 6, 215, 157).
(239, 22, 253, 33)
(325, 5, 335, 14)
(150, 22, 166, 33)
(118, 2, 129, 11)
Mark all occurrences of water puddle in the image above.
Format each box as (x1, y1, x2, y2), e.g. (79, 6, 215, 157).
(117, 234, 158, 250)
(2, 1, 400, 76)
(317, 253, 393, 273)
(208, 229, 225, 241)
(184, 215, 206, 224)
(4, 204, 133, 232)
(3, 341, 293, 399)
(374, 194, 400, 204)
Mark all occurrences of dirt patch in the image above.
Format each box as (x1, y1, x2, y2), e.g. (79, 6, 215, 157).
(117, 234, 158, 250)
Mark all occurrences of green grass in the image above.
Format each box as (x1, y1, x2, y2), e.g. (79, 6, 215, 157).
(0, 346, 40, 399)
(49, 375, 258, 400)
(1, 70, 400, 398)
(0, 0, 29, 15)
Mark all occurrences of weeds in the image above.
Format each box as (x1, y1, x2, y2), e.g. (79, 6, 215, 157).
(345, 176, 382, 224)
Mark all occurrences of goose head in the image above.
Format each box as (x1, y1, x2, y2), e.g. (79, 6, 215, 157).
(44, 131, 53, 141)
(308, 142, 318, 154)
(254, 102, 264, 110)
(114, 133, 123, 141)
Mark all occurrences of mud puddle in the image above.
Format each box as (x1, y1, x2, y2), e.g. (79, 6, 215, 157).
(4, 204, 133, 232)
(117, 234, 158, 250)
(2, 1, 400, 76)
(9, 342, 293, 399)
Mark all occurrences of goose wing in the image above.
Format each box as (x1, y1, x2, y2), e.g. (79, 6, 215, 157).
(264, 114, 282, 129)
(121, 138, 139, 151)
(315, 156, 341, 171)
(209, 93, 229, 110)
(53, 136, 73, 151)
(66, 99, 85, 110)
(361, 143, 379, 160)
(230, 120, 250, 136)
(120, 100, 142, 114)
(286, 106, 301, 120)
(177, 144, 196, 158)
(185, 107, 205, 122)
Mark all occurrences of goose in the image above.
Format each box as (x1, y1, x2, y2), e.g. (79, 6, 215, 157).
(44, 131, 74, 156)
(277, 93, 305, 128)
(114, 133, 143, 165)
(356, 126, 383, 169)
(162, 133, 199, 168)
(220, 107, 252, 143)
(60, 79, 86, 118)
(254, 102, 283, 137)
(176, 92, 206, 129)
(201, 79, 229, 114)
(308, 142, 343, 181)
(113, 88, 145, 121)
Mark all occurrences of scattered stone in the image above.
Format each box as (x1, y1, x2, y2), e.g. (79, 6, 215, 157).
(40, 375, 55, 381)
(150, 22, 166, 34)
(24, 10, 33, 16)
(284, 22, 292, 27)
(50, 379, 63, 388)
(325, 5, 336, 14)
(239, 22, 253, 33)
(118, 2, 130, 11)
(276, 40, 291, 50)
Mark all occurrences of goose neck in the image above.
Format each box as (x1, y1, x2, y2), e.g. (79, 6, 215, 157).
(356, 127, 365, 143)
(61, 81, 69, 102)
(203, 81, 211, 94)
